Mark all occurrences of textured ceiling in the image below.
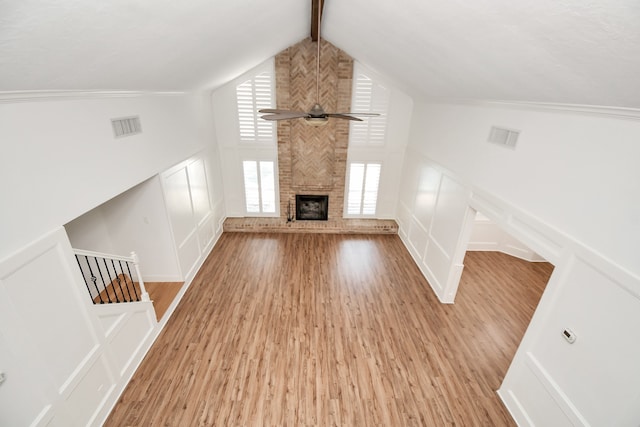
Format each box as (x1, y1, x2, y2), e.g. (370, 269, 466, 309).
(1, 0, 639, 108)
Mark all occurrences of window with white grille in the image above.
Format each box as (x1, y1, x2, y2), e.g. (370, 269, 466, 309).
(349, 71, 390, 146)
(242, 160, 276, 214)
(236, 71, 275, 143)
(346, 162, 382, 216)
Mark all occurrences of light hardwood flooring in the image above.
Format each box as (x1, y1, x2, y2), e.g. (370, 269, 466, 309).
(93, 279, 183, 321)
(105, 233, 553, 426)
(146, 281, 184, 321)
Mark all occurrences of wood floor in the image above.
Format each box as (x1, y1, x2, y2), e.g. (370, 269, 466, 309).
(105, 233, 553, 426)
(146, 281, 184, 321)
(92, 279, 183, 321)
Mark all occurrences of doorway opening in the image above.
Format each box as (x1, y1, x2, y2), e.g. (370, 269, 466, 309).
(456, 208, 555, 390)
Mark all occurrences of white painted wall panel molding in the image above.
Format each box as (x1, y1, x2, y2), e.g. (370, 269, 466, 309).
(59, 355, 115, 427)
(531, 257, 640, 426)
(397, 203, 412, 239)
(423, 240, 451, 297)
(408, 217, 429, 256)
(398, 232, 444, 298)
(405, 101, 640, 426)
(499, 361, 574, 427)
(161, 151, 220, 282)
(0, 328, 53, 427)
(0, 227, 109, 427)
(524, 353, 590, 426)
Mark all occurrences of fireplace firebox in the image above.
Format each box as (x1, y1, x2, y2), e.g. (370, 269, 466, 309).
(295, 195, 328, 221)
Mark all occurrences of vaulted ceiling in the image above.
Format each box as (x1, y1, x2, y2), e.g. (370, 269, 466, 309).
(1, 0, 639, 108)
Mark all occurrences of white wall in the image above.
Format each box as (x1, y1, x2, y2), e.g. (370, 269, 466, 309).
(0, 91, 225, 426)
(399, 100, 640, 426)
(65, 207, 115, 255)
(0, 93, 207, 261)
(468, 212, 545, 262)
(345, 62, 413, 218)
(409, 102, 639, 275)
(212, 59, 279, 217)
(160, 151, 222, 283)
(396, 154, 471, 303)
(67, 176, 183, 282)
(0, 228, 157, 427)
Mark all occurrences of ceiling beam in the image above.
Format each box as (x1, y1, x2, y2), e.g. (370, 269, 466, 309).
(310, 0, 325, 42)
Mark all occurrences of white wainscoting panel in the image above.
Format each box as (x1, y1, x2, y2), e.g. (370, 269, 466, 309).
(408, 217, 429, 256)
(530, 257, 640, 426)
(60, 355, 114, 427)
(429, 175, 469, 257)
(162, 152, 218, 281)
(499, 359, 573, 427)
(0, 228, 109, 427)
(0, 328, 52, 427)
(95, 303, 156, 377)
(164, 167, 196, 247)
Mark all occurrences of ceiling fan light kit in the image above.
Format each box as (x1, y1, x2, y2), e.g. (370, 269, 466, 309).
(305, 117, 330, 126)
(259, 2, 379, 126)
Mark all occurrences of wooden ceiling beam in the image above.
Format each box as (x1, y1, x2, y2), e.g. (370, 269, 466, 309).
(310, 0, 325, 42)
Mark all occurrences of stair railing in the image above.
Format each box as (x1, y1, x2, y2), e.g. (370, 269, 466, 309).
(73, 249, 150, 304)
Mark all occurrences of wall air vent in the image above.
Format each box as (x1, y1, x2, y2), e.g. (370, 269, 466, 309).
(111, 116, 142, 138)
(488, 126, 519, 148)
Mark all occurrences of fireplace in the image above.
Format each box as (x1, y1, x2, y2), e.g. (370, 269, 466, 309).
(296, 195, 328, 221)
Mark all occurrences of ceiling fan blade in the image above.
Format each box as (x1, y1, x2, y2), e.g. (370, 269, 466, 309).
(326, 113, 363, 122)
(258, 108, 306, 114)
(261, 112, 310, 121)
(331, 112, 381, 116)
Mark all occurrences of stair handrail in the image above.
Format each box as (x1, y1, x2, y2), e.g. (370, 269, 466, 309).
(72, 248, 150, 302)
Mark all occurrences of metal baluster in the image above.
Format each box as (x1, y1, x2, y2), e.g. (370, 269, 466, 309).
(118, 260, 134, 301)
(96, 257, 113, 303)
(103, 258, 120, 303)
(111, 259, 127, 302)
(84, 256, 104, 304)
(76, 255, 94, 302)
(125, 261, 140, 301)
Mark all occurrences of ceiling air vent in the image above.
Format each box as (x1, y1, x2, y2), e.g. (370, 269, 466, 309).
(111, 116, 142, 138)
(488, 126, 519, 148)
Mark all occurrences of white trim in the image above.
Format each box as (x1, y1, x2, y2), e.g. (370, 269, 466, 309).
(426, 98, 640, 121)
(524, 352, 591, 426)
(72, 248, 135, 263)
(0, 90, 187, 104)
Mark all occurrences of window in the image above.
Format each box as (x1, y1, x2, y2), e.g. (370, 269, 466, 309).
(346, 163, 382, 216)
(349, 71, 390, 146)
(242, 160, 276, 214)
(236, 71, 275, 143)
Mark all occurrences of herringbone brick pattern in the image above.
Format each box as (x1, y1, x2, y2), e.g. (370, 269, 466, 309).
(275, 38, 354, 220)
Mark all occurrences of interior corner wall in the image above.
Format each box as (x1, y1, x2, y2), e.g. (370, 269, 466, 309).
(399, 100, 640, 426)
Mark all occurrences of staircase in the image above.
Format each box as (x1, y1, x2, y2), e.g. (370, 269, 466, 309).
(73, 249, 150, 304)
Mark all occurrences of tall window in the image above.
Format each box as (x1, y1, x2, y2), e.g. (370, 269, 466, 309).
(236, 71, 274, 143)
(346, 163, 381, 216)
(242, 160, 276, 214)
(349, 71, 390, 146)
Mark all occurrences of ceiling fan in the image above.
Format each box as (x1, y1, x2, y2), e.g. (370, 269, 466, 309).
(259, 1, 379, 126)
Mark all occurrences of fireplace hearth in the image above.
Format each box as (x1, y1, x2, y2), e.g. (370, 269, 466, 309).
(296, 195, 328, 221)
